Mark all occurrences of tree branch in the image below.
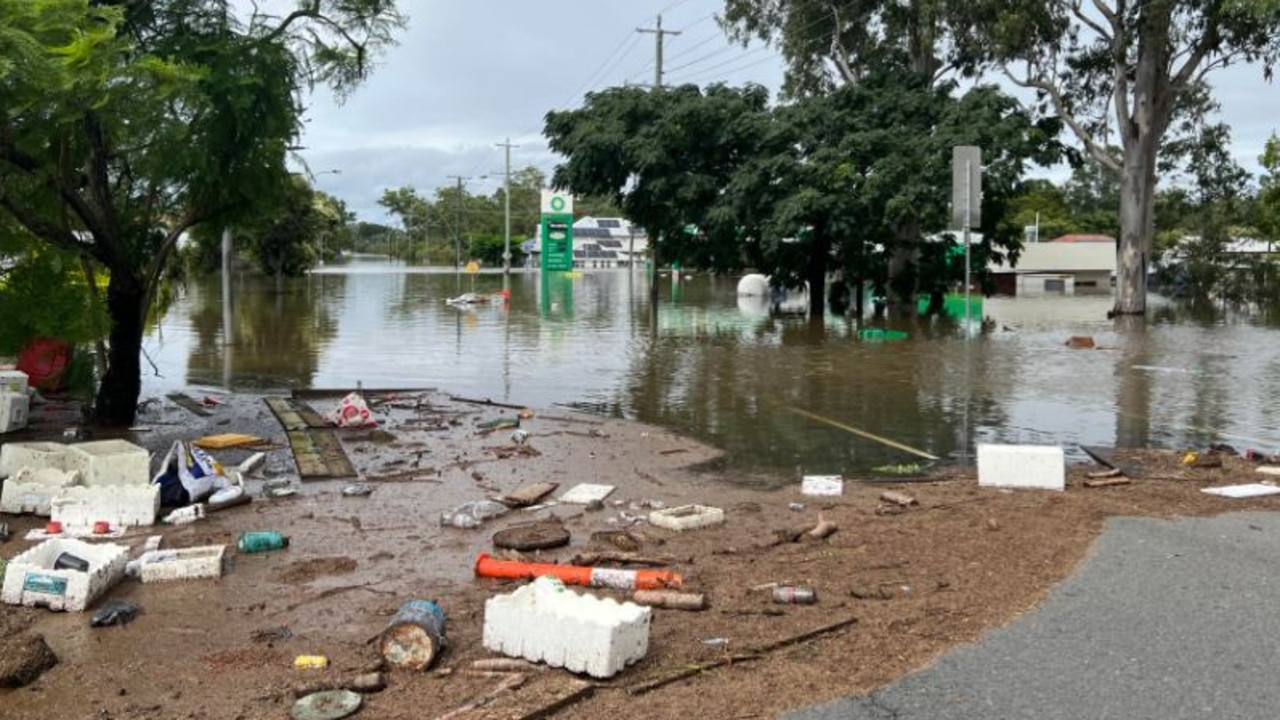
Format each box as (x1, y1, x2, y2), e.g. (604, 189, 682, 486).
(1111, 0, 1131, 134)
(0, 139, 112, 253)
(1071, 1, 1113, 43)
(1005, 65, 1121, 172)
(1170, 0, 1224, 93)
(0, 194, 91, 256)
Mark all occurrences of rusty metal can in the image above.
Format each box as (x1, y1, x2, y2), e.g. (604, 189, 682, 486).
(771, 585, 817, 604)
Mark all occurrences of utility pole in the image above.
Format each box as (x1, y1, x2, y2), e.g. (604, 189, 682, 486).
(637, 14, 681, 88)
(446, 175, 467, 273)
(495, 138, 519, 274)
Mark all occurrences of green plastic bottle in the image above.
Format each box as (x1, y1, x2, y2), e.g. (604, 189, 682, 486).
(237, 531, 290, 553)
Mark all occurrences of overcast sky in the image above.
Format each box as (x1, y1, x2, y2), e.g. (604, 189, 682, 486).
(295, 0, 1280, 224)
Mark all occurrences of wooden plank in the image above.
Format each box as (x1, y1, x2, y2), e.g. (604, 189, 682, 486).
(167, 392, 212, 417)
(310, 428, 357, 479)
(265, 397, 307, 431)
(1084, 477, 1132, 488)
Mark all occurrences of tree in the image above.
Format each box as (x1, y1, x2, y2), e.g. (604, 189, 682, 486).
(0, 0, 404, 424)
(546, 84, 775, 302)
(723, 1, 1280, 317)
(983, 1, 1280, 315)
(241, 176, 322, 291)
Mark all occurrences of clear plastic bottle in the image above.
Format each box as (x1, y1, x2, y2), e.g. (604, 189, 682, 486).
(163, 504, 205, 525)
(439, 500, 509, 528)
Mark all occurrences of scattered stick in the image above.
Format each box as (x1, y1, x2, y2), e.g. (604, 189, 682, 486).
(626, 616, 858, 695)
(879, 490, 917, 507)
(806, 514, 838, 540)
(1086, 468, 1123, 479)
(568, 551, 681, 567)
(512, 680, 594, 720)
(449, 395, 528, 411)
(1084, 476, 1133, 488)
(432, 672, 526, 720)
(626, 654, 763, 695)
(658, 448, 689, 456)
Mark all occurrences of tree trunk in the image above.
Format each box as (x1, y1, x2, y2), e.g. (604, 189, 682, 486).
(806, 229, 830, 319)
(886, 227, 919, 318)
(1114, 124, 1160, 316)
(93, 271, 145, 426)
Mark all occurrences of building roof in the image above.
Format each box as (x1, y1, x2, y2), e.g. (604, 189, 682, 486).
(990, 242, 1116, 274)
(1050, 233, 1115, 243)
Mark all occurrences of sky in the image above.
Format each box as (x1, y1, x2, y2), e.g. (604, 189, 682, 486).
(292, 0, 1280, 224)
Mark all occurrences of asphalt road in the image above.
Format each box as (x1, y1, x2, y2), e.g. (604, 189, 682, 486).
(784, 511, 1280, 720)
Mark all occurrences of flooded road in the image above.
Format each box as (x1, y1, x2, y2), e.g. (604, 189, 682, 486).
(142, 259, 1280, 478)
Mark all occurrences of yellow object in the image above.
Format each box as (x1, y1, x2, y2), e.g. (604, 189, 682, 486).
(465, 260, 480, 274)
(1182, 452, 1198, 465)
(193, 433, 263, 450)
(294, 655, 329, 670)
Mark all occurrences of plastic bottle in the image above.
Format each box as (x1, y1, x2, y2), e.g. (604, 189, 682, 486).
(439, 500, 510, 529)
(237, 531, 290, 553)
(163, 504, 205, 525)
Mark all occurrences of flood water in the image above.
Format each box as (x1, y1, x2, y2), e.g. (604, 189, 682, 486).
(142, 258, 1280, 481)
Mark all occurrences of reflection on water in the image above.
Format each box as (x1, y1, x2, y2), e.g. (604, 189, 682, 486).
(142, 259, 1280, 479)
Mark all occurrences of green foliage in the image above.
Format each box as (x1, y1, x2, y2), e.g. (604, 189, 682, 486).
(0, 246, 108, 354)
(0, 0, 404, 422)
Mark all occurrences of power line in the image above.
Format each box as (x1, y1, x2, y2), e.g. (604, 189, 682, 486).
(670, 48, 781, 85)
(664, 28, 726, 64)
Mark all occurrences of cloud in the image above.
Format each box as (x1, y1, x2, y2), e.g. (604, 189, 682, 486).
(293, 0, 1279, 220)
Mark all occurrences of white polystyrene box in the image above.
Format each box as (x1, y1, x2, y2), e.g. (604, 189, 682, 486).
(1, 538, 128, 612)
(483, 576, 651, 678)
(0, 441, 77, 478)
(0, 370, 27, 394)
(67, 440, 150, 487)
(648, 504, 725, 531)
(0, 391, 29, 433)
(51, 483, 159, 528)
(977, 444, 1066, 491)
(0, 467, 82, 516)
(140, 545, 226, 583)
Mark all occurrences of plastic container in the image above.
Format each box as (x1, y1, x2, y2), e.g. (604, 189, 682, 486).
(440, 500, 509, 529)
(772, 585, 818, 604)
(380, 600, 447, 671)
(237, 531, 289, 554)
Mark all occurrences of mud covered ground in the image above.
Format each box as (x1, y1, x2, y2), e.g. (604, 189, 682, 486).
(2, 390, 1280, 720)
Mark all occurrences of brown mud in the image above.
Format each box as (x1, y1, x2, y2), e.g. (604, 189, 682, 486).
(2, 391, 1279, 719)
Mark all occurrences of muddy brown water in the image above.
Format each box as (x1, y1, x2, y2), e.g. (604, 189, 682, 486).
(143, 260, 1280, 476)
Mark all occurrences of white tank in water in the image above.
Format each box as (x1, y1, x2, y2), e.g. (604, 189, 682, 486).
(736, 273, 770, 296)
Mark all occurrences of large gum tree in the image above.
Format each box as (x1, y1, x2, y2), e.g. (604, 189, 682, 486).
(723, 0, 1280, 317)
(0, 0, 403, 424)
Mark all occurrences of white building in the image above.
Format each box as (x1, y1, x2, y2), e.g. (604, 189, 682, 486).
(989, 241, 1116, 296)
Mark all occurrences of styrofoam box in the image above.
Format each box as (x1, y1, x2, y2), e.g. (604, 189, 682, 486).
(977, 444, 1066, 491)
(0, 391, 29, 433)
(0, 467, 81, 516)
(1, 538, 128, 612)
(648, 504, 725, 531)
(0, 441, 77, 478)
(67, 440, 150, 487)
(483, 576, 650, 678)
(140, 545, 226, 583)
(51, 484, 159, 528)
(0, 370, 27, 394)
(801, 475, 844, 496)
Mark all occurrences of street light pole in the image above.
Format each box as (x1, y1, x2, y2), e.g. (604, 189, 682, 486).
(446, 175, 466, 273)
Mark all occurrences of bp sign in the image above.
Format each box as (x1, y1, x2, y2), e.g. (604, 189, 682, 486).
(540, 190, 574, 272)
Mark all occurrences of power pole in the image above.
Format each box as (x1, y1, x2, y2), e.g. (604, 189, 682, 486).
(446, 175, 467, 273)
(495, 138, 519, 274)
(637, 14, 681, 88)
